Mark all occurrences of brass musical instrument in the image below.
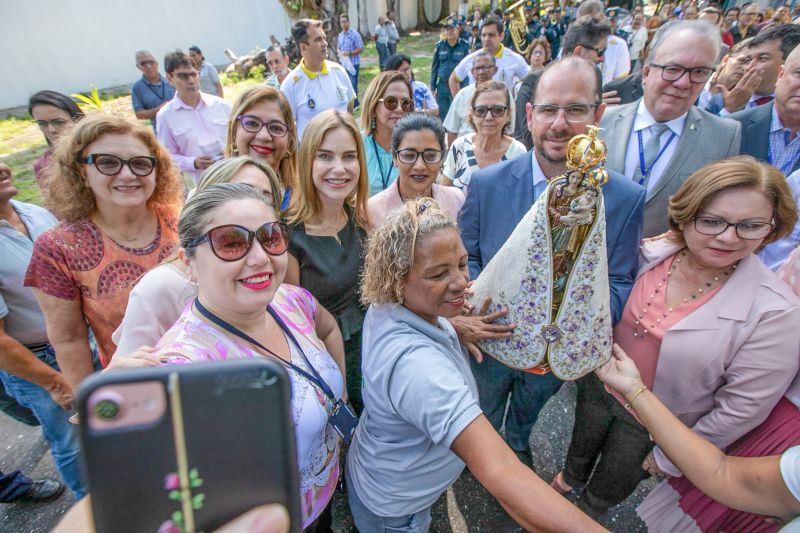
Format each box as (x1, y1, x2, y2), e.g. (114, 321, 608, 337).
(506, 0, 535, 57)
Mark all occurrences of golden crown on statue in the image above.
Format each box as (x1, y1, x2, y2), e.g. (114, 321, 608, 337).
(565, 125, 609, 188)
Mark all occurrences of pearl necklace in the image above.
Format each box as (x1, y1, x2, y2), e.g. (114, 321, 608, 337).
(633, 252, 736, 338)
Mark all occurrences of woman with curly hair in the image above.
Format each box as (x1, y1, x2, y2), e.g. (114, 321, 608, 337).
(346, 197, 604, 532)
(24, 114, 182, 388)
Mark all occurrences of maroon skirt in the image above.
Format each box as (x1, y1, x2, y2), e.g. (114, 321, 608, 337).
(668, 397, 800, 533)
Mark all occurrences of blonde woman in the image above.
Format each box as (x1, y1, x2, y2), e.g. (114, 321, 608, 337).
(285, 109, 370, 412)
(225, 86, 298, 210)
(360, 71, 414, 196)
(112, 157, 282, 358)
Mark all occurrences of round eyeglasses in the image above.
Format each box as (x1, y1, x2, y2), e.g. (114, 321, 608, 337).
(236, 115, 290, 137)
(83, 154, 157, 177)
(692, 216, 774, 240)
(186, 222, 290, 261)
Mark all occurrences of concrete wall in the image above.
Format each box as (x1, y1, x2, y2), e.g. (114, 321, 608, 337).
(2, 0, 294, 110)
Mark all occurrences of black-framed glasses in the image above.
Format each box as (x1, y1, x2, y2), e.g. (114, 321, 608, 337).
(139, 60, 156, 67)
(532, 103, 597, 123)
(237, 115, 290, 137)
(378, 95, 414, 112)
(692, 216, 774, 240)
(186, 222, 290, 261)
(394, 148, 444, 165)
(83, 154, 157, 176)
(174, 71, 198, 81)
(473, 64, 496, 72)
(651, 63, 715, 84)
(473, 105, 508, 118)
(581, 44, 606, 57)
(36, 118, 70, 129)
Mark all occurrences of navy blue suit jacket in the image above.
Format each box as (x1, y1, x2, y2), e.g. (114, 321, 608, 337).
(458, 151, 646, 323)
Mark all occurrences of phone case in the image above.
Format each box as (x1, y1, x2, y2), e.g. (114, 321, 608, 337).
(78, 359, 302, 533)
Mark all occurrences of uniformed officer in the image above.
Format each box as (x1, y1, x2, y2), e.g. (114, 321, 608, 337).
(458, 15, 472, 42)
(431, 18, 471, 119)
(524, 1, 542, 47)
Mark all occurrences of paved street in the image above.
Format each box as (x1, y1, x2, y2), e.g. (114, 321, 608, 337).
(1, 381, 655, 532)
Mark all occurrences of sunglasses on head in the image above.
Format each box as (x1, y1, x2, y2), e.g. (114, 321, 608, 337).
(378, 95, 414, 112)
(187, 222, 289, 261)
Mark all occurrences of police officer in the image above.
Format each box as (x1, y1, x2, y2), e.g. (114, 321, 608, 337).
(458, 15, 472, 42)
(431, 17, 471, 119)
(524, 1, 542, 45)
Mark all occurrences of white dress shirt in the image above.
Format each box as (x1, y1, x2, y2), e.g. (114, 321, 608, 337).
(156, 93, 231, 184)
(623, 100, 688, 193)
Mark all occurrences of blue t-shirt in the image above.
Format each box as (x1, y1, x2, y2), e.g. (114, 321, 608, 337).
(131, 75, 176, 127)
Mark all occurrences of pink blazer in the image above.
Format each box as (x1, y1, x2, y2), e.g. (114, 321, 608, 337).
(638, 239, 800, 476)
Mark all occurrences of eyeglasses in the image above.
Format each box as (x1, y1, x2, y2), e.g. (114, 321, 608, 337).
(174, 71, 199, 81)
(532, 103, 597, 123)
(237, 115, 290, 137)
(83, 154, 157, 176)
(581, 44, 606, 57)
(650, 63, 715, 84)
(473, 105, 508, 118)
(472, 64, 496, 72)
(378, 95, 414, 112)
(139, 60, 156, 67)
(394, 148, 444, 165)
(187, 221, 290, 261)
(692, 216, 774, 240)
(36, 118, 70, 129)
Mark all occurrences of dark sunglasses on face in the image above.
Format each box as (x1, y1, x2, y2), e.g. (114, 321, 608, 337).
(237, 115, 290, 137)
(187, 222, 290, 261)
(174, 71, 198, 81)
(83, 154, 157, 176)
(473, 105, 508, 118)
(378, 95, 414, 112)
(582, 44, 606, 57)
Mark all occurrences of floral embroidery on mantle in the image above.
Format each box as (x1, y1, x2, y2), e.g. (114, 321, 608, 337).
(470, 179, 613, 380)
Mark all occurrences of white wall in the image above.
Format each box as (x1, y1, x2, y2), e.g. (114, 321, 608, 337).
(2, 0, 294, 110)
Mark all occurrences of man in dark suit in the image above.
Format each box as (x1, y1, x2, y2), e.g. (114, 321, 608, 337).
(602, 70, 643, 105)
(731, 44, 800, 176)
(458, 56, 645, 458)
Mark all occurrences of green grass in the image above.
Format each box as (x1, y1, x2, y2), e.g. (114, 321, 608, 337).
(2, 32, 440, 207)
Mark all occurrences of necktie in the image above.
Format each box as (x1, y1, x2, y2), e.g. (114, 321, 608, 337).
(634, 122, 670, 186)
(754, 95, 774, 106)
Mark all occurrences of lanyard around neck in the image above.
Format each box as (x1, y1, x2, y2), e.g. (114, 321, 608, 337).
(372, 136, 395, 190)
(193, 298, 337, 402)
(636, 128, 677, 186)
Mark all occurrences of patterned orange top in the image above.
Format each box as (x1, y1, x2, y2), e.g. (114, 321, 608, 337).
(24, 205, 178, 366)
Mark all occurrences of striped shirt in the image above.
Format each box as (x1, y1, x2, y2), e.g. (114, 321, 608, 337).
(769, 106, 800, 176)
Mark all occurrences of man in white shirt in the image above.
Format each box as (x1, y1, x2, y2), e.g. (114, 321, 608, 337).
(599, 21, 741, 237)
(281, 19, 355, 141)
(576, 0, 630, 84)
(156, 50, 231, 185)
(448, 15, 529, 95)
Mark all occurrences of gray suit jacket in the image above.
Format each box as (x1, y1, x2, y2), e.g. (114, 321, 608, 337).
(730, 102, 800, 175)
(600, 100, 742, 237)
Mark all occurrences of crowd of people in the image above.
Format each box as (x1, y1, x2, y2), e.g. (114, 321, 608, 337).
(4, 1, 800, 532)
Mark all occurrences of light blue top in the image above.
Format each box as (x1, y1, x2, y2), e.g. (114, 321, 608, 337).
(362, 133, 399, 197)
(346, 303, 482, 517)
(759, 168, 800, 271)
(780, 446, 800, 532)
(0, 200, 58, 345)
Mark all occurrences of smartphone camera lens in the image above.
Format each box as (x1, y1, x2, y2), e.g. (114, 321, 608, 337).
(94, 398, 121, 420)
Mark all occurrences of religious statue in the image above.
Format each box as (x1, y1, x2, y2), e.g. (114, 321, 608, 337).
(469, 126, 612, 380)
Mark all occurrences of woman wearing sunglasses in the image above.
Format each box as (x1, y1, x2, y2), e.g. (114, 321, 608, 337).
(368, 112, 464, 228)
(360, 71, 414, 197)
(112, 156, 283, 358)
(384, 53, 440, 117)
(29, 90, 85, 189)
(347, 197, 604, 532)
(284, 110, 371, 413)
(24, 114, 183, 388)
(226, 86, 298, 211)
(154, 183, 345, 531)
(441, 80, 525, 193)
(552, 157, 800, 526)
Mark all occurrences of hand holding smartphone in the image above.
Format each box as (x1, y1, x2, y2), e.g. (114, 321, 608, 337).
(78, 359, 301, 533)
